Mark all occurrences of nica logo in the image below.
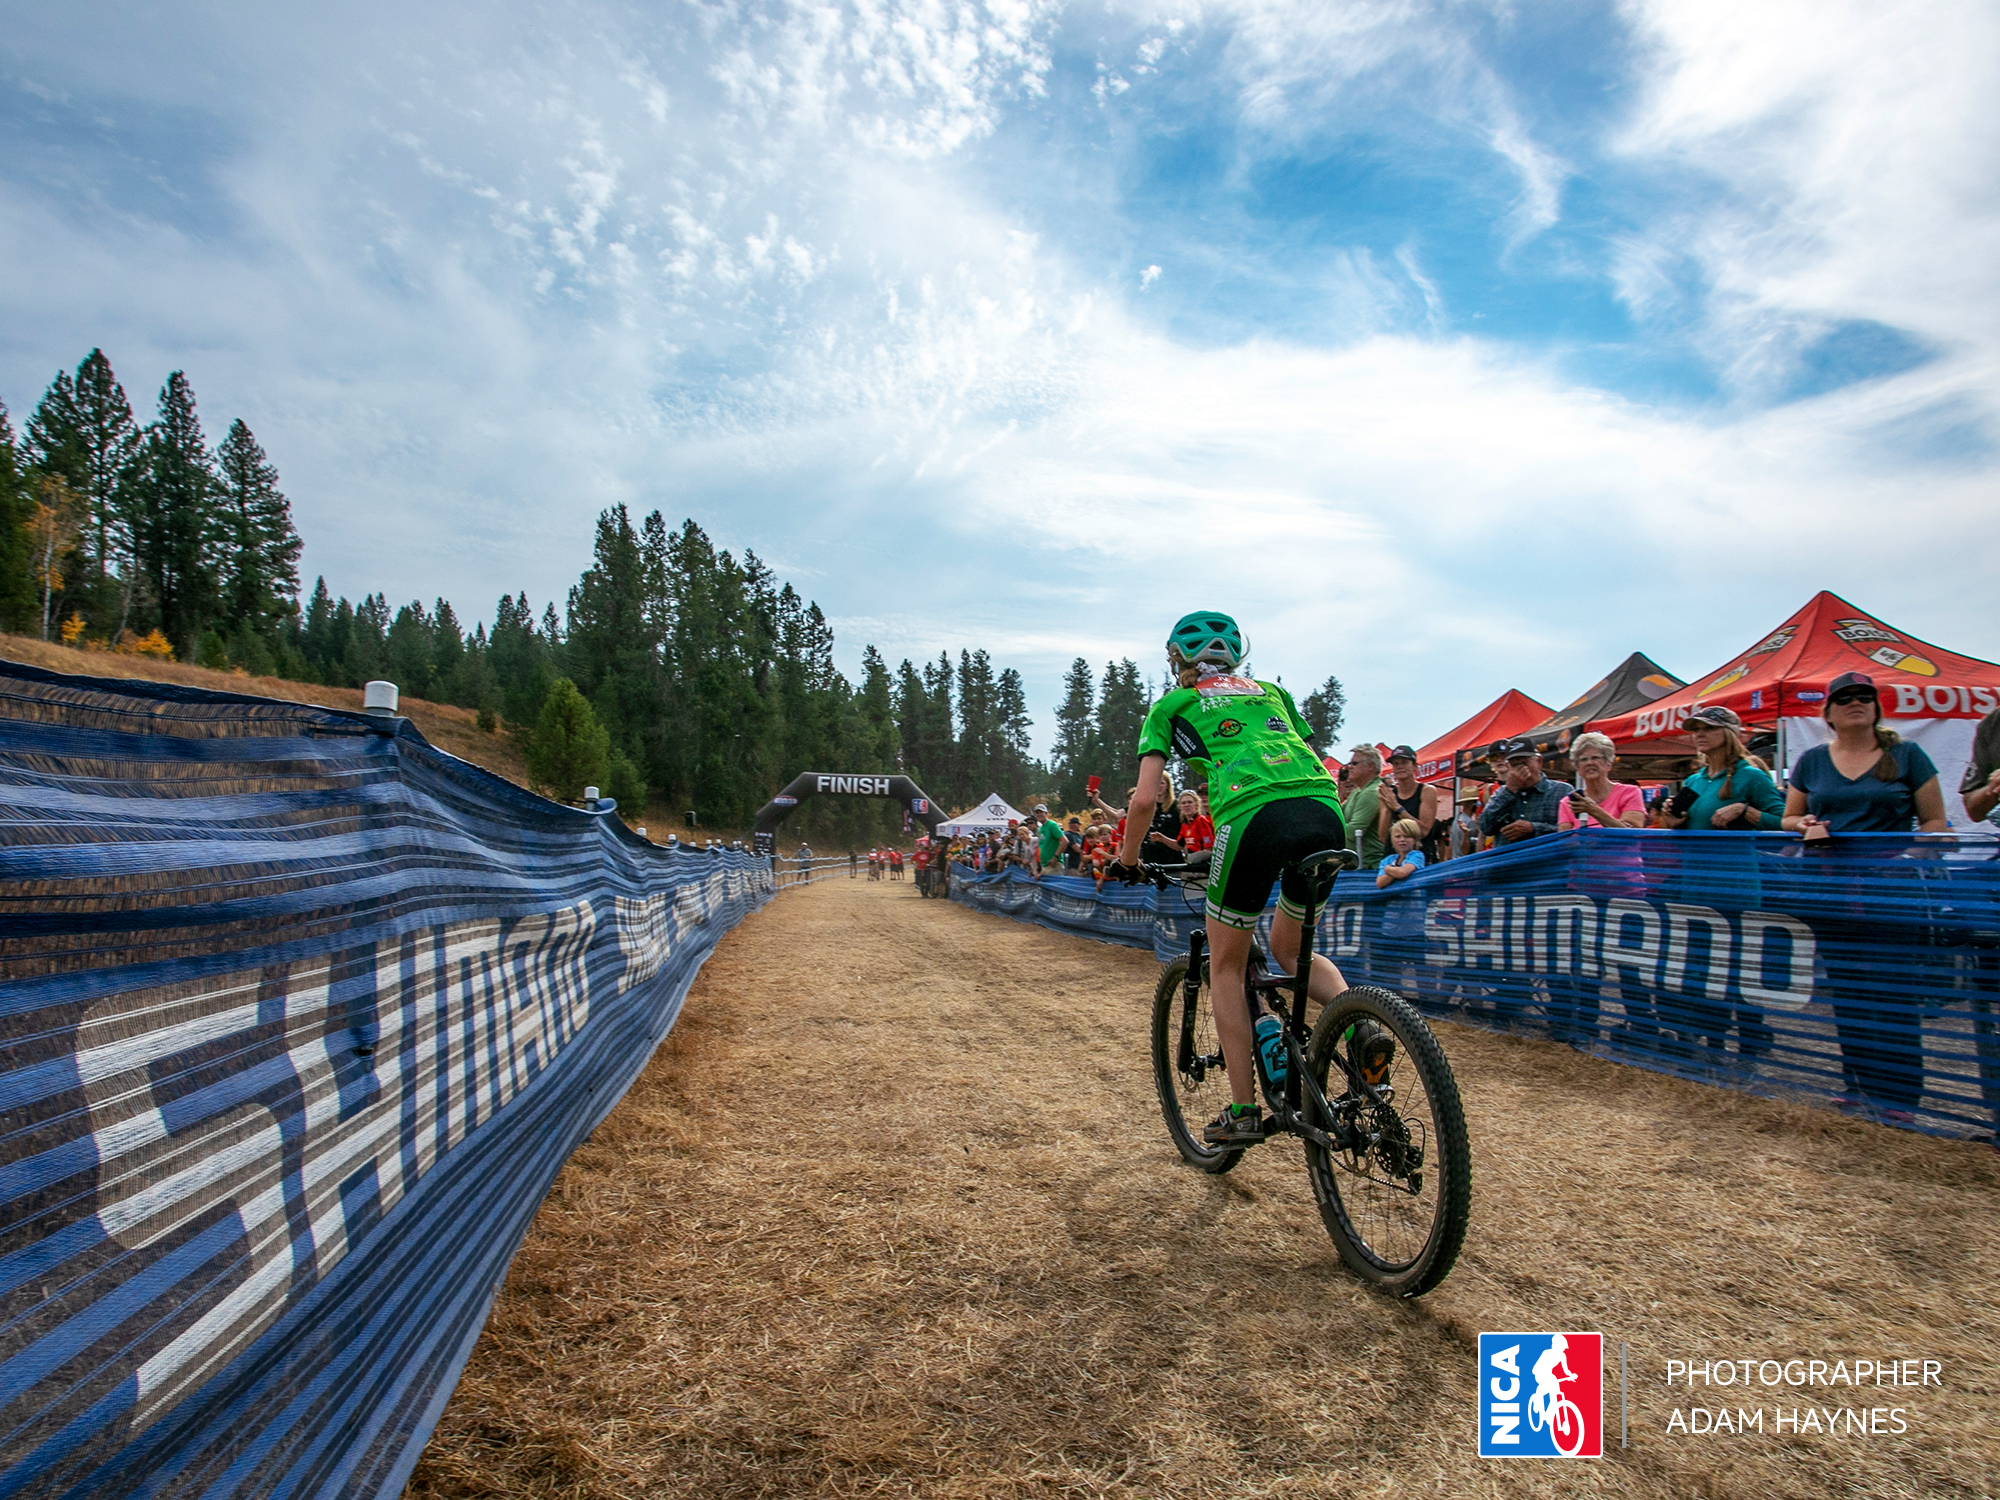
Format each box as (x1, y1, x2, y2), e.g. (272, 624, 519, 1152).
(1478, 1332, 1603, 1458)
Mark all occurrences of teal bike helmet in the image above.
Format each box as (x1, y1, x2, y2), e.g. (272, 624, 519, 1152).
(1167, 611, 1247, 671)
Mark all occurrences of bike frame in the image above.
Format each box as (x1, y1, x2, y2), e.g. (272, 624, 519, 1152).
(1166, 850, 1376, 1151)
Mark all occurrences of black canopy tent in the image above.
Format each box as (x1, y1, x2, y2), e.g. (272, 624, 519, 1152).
(1454, 651, 1686, 781)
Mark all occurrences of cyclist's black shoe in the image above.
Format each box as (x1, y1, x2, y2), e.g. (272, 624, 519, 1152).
(1202, 1103, 1265, 1146)
(1349, 1019, 1396, 1088)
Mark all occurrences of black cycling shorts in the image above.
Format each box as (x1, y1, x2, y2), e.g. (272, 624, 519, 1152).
(1207, 795, 1348, 929)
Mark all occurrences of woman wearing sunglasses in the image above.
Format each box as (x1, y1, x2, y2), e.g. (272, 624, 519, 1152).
(1782, 671, 1948, 1123)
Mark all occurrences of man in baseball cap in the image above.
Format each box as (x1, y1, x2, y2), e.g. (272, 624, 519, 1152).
(1375, 744, 1438, 864)
(1030, 803, 1063, 876)
(1479, 739, 1572, 845)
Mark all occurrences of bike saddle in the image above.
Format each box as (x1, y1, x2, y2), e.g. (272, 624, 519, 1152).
(1296, 847, 1361, 876)
(1291, 847, 1360, 900)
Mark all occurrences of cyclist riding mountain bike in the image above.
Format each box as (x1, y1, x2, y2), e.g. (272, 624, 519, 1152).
(1111, 611, 1352, 1147)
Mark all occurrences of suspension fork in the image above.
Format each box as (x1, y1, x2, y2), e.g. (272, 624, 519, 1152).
(1178, 926, 1207, 1074)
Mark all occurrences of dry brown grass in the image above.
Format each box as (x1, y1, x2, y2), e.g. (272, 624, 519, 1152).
(406, 878, 2000, 1500)
(2, 632, 530, 788)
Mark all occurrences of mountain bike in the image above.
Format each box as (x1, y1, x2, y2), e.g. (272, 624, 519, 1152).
(1146, 849, 1471, 1297)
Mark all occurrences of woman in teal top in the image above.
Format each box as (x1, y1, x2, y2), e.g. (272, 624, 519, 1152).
(1659, 705, 1786, 830)
(1654, 703, 1784, 1063)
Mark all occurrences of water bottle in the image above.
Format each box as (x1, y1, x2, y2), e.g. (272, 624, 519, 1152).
(1254, 1014, 1287, 1086)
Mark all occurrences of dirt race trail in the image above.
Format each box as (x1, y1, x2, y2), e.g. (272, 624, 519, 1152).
(406, 876, 1999, 1500)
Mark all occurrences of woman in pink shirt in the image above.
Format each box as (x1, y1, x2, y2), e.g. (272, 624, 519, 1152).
(1558, 732, 1646, 829)
(1552, 730, 1650, 1050)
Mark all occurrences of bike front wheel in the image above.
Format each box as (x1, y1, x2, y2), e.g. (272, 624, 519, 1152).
(1550, 1397, 1586, 1456)
(1151, 954, 1243, 1174)
(1302, 985, 1470, 1296)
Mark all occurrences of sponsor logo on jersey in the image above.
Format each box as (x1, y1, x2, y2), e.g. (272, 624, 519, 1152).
(1195, 673, 1263, 698)
(1216, 719, 1245, 738)
(1260, 747, 1293, 766)
(1479, 1332, 1603, 1458)
(1264, 716, 1288, 732)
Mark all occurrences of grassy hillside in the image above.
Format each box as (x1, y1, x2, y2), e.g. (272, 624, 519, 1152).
(1, 632, 533, 791)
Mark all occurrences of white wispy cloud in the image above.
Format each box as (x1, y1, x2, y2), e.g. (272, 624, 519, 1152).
(0, 0, 1993, 754)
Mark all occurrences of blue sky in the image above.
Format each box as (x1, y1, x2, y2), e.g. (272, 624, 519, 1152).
(2, 0, 1995, 755)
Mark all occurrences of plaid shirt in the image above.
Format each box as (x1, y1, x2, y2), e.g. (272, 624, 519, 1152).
(1478, 775, 1576, 841)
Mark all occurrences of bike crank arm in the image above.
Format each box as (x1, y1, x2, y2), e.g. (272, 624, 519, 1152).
(1280, 1051, 1362, 1153)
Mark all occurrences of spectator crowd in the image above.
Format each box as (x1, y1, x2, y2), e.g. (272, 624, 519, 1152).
(920, 670, 1999, 1129)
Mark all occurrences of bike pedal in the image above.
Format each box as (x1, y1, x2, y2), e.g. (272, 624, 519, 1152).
(1349, 1019, 1396, 1087)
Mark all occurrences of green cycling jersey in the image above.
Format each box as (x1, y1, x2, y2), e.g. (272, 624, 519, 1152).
(1135, 673, 1339, 830)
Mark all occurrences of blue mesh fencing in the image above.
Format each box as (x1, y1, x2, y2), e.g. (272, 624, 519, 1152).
(0, 660, 773, 1500)
(950, 831, 2000, 1140)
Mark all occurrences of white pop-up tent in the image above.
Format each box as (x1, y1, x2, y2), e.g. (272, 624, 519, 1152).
(938, 792, 1028, 835)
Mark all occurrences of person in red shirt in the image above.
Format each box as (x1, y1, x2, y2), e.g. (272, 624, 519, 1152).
(1175, 788, 1214, 856)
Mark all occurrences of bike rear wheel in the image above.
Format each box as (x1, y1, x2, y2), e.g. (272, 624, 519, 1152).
(1302, 985, 1470, 1296)
(1151, 954, 1244, 1174)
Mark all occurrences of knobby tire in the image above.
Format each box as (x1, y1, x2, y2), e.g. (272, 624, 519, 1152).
(1302, 985, 1470, 1296)
(1151, 954, 1243, 1175)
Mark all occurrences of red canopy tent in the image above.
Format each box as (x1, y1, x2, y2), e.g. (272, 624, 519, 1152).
(1594, 590, 2000, 825)
(1409, 689, 1552, 784)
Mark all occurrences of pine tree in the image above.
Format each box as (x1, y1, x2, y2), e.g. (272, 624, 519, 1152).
(1301, 674, 1346, 752)
(996, 667, 1035, 801)
(488, 591, 554, 727)
(351, 592, 390, 682)
(215, 419, 301, 632)
(386, 601, 437, 698)
(23, 373, 85, 494)
(526, 678, 610, 799)
(70, 351, 143, 597)
(1050, 657, 1098, 810)
(1094, 659, 1151, 800)
(958, 649, 1001, 795)
(131, 372, 223, 652)
(0, 402, 36, 632)
(431, 598, 467, 702)
(603, 747, 647, 815)
(565, 505, 658, 749)
(897, 652, 960, 806)
(27, 356, 148, 635)
(852, 645, 904, 837)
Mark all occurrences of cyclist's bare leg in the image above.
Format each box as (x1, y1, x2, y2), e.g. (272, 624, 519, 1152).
(1266, 907, 1349, 1005)
(1204, 917, 1261, 1109)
